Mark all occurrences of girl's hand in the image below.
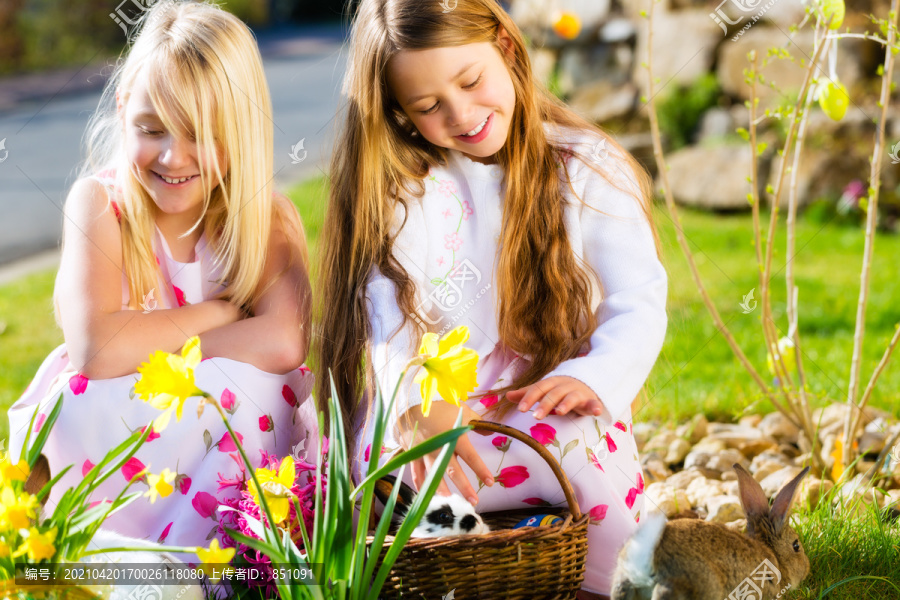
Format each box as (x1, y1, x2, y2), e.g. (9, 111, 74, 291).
(397, 401, 494, 506)
(508, 376, 605, 420)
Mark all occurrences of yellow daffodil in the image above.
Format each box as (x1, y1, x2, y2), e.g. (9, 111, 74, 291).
(0, 486, 40, 530)
(0, 539, 10, 558)
(135, 337, 204, 431)
(196, 539, 236, 583)
(411, 326, 479, 417)
(247, 456, 295, 525)
(0, 457, 29, 484)
(145, 468, 176, 504)
(13, 527, 56, 562)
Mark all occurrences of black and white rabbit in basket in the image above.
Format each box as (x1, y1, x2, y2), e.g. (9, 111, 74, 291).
(611, 463, 811, 600)
(374, 475, 490, 537)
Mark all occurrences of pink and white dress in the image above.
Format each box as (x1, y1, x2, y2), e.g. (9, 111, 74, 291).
(357, 126, 668, 595)
(7, 171, 314, 557)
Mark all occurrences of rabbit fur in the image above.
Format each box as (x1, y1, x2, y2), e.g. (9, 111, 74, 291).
(611, 463, 810, 600)
(374, 475, 490, 537)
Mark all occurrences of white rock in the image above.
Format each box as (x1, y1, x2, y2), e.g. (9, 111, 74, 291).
(645, 482, 693, 517)
(795, 477, 834, 512)
(686, 477, 726, 509)
(662, 143, 759, 211)
(675, 414, 709, 445)
(665, 468, 706, 491)
(666, 438, 693, 466)
(752, 460, 787, 483)
(760, 466, 804, 499)
(643, 431, 680, 455)
(692, 437, 728, 455)
(706, 495, 744, 524)
(632, 422, 657, 451)
(758, 412, 800, 444)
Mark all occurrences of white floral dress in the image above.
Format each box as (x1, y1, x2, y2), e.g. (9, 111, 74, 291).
(7, 171, 315, 559)
(357, 126, 668, 595)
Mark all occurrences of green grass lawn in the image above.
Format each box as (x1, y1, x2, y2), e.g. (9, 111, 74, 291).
(1, 177, 898, 598)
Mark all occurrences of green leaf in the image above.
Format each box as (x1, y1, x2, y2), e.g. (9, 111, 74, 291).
(736, 127, 750, 141)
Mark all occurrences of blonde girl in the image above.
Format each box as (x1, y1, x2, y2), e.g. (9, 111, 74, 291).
(316, 0, 667, 597)
(9, 0, 313, 555)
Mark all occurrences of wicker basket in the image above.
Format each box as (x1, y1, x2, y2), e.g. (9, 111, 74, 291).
(369, 419, 589, 600)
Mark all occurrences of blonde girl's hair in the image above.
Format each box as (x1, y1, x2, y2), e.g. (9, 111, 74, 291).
(77, 0, 275, 311)
(316, 0, 660, 433)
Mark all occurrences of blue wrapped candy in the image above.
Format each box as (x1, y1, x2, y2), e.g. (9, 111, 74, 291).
(513, 514, 563, 529)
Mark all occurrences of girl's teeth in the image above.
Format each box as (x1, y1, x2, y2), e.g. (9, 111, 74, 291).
(462, 117, 489, 137)
(160, 174, 194, 184)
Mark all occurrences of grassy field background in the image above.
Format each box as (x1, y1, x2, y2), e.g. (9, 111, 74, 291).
(1, 176, 899, 440)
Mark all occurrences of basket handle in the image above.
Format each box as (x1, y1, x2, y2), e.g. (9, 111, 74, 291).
(469, 419, 583, 520)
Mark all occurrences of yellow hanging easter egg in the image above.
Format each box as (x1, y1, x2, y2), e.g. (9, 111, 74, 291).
(818, 0, 845, 30)
(818, 81, 849, 121)
(553, 12, 581, 40)
(766, 336, 797, 376)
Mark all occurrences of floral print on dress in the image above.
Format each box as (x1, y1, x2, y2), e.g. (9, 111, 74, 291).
(444, 232, 463, 251)
(69, 373, 89, 395)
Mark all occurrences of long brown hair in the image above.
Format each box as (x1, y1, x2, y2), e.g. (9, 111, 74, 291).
(316, 0, 659, 434)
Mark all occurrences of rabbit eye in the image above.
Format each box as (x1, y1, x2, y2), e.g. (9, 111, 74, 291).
(793, 539, 800, 552)
(439, 511, 454, 524)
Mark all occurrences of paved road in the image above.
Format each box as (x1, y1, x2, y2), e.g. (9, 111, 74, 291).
(0, 24, 347, 266)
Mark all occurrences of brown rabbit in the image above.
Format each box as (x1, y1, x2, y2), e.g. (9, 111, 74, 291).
(610, 464, 810, 600)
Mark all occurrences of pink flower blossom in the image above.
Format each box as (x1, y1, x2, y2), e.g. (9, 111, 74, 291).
(69, 373, 89, 395)
(33, 413, 46, 433)
(605, 433, 618, 453)
(492, 436, 510, 451)
(192, 491, 218, 519)
(530, 423, 557, 446)
(443, 232, 463, 251)
(461, 201, 474, 220)
(442, 208, 452, 219)
(139, 425, 160, 442)
(282, 385, 298, 407)
(259, 415, 273, 432)
(158, 522, 172, 544)
(174, 286, 186, 307)
(218, 431, 244, 453)
(82, 459, 95, 477)
(363, 444, 389, 463)
(122, 457, 146, 482)
(496, 465, 529, 488)
(438, 180, 457, 197)
(522, 497, 550, 507)
(480, 395, 499, 408)
(588, 450, 604, 472)
(589, 504, 608, 523)
(221, 388, 236, 410)
(177, 475, 192, 495)
(614, 421, 628, 432)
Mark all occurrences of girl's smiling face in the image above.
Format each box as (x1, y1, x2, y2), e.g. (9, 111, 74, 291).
(387, 31, 516, 165)
(121, 74, 225, 224)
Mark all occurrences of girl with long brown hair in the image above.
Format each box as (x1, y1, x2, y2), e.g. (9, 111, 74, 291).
(317, 0, 667, 596)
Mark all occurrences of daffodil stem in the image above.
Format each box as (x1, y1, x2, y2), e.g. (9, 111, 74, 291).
(206, 394, 280, 542)
(80, 545, 200, 557)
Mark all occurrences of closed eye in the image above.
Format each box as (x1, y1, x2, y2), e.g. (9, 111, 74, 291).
(138, 126, 163, 136)
(463, 74, 482, 89)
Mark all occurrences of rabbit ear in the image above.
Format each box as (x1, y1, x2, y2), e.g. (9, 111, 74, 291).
(769, 466, 809, 536)
(733, 463, 770, 538)
(373, 475, 417, 517)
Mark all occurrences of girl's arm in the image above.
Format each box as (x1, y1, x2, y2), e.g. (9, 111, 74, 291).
(57, 178, 241, 379)
(196, 194, 311, 374)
